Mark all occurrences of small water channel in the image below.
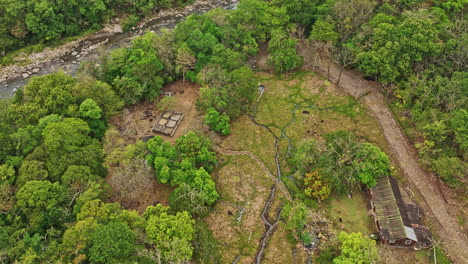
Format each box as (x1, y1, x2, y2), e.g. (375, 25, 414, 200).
(0, 0, 238, 98)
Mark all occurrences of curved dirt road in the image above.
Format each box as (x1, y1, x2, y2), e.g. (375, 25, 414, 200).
(300, 52, 468, 263)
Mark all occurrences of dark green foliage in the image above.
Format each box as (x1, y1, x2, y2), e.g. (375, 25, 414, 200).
(88, 222, 136, 264)
(192, 222, 221, 264)
(0, 0, 190, 55)
(204, 108, 231, 135)
(105, 35, 166, 105)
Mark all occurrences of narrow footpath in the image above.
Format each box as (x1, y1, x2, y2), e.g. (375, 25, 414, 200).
(301, 51, 468, 263)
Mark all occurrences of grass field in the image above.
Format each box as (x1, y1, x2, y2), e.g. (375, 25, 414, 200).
(202, 70, 436, 263)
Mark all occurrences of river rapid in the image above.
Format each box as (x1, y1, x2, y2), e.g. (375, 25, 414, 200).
(0, 0, 238, 98)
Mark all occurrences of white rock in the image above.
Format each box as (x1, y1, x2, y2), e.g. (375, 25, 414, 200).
(32, 68, 40, 73)
(22, 73, 29, 78)
(113, 24, 123, 34)
(71, 51, 78, 56)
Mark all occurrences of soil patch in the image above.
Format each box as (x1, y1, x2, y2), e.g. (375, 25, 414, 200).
(109, 80, 201, 144)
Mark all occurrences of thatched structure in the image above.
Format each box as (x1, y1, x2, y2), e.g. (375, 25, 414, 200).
(369, 176, 432, 249)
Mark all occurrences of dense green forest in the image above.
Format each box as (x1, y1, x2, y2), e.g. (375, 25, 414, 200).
(0, 0, 194, 57)
(0, 0, 466, 262)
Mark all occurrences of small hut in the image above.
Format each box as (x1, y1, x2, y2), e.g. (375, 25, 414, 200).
(369, 176, 433, 249)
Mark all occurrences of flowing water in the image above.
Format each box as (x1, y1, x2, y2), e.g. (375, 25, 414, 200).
(0, 0, 238, 98)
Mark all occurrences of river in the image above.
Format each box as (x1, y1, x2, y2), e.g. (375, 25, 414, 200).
(0, 0, 238, 98)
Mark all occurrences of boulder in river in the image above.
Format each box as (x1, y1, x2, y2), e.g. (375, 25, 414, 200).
(32, 68, 40, 73)
(22, 73, 29, 78)
(113, 25, 123, 34)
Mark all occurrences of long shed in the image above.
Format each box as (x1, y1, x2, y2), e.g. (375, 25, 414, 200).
(369, 176, 433, 249)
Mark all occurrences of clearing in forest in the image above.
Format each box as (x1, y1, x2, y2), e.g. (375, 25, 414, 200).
(208, 71, 434, 263)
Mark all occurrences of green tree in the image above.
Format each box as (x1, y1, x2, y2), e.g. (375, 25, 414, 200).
(175, 43, 196, 82)
(15, 180, 68, 230)
(17, 160, 49, 186)
(0, 164, 15, 184)
(157, 96, 176, 111)
(356, 10, 442, 83)
(204, 107, 231, 135)
(36, 118, 104, 181)
(11, 72, 77, 126)
(145, 204, 195, 263)
(72, 76, 124, 119)
(333, 232, 379, 264)
(268, 29, 303, 73)
(353, 143, 390, 188)
(79, 99, 103, 120)
(88, 222, 136, 264)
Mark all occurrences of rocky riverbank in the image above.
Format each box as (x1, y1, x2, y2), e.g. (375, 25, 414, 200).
(0, 0, 237, 98)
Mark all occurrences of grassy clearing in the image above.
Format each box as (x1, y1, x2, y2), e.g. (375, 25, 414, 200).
(206, 155, 279, 263)
(210, 70, 434, 262)
(325, 193, 373, 234)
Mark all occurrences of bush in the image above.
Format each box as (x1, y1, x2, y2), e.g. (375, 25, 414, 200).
(204, 108, 230, 135)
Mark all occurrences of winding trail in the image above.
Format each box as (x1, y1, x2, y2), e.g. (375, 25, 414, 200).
(301, 51, 468, 263)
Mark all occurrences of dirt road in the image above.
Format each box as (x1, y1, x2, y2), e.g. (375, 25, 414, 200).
(299, 49, 468, 263)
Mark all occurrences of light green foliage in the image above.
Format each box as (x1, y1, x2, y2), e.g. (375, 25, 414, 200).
(76, 199, 122, 223)
(175, 43, 196, 81)
(290, 139, 322, 173)
(204, 107, 231, 135)
(11, 72, 77, 126)
(281, 202, 316, 244)
(60, 217, 99, 263)
(79, 99, 102, 120)
(145, 204, 195, 263)
(73, 182, 103, 215)
(157, 96, 176, 111)
(147, 133, 219, 209)
(268, 29, 303, 73)
(0, 164, 15, 184)
(271, 0, 319, 33)
(15, 180, 68, 230)
(353, 143, 391, 188)
(61, 165, 96, 187)
(232, 0, 291, 42)
(310, 19, 339, 43)
(37, 118, 104, 181)
(356, 10, 442, 83)
(88, 222, 136, 264)
(432, 156, 467, 187)
(197, 66, 257, 118)
(16, 180, 67, 211)
(333, 232, 379, 264)
(176, 132, 217, 172)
